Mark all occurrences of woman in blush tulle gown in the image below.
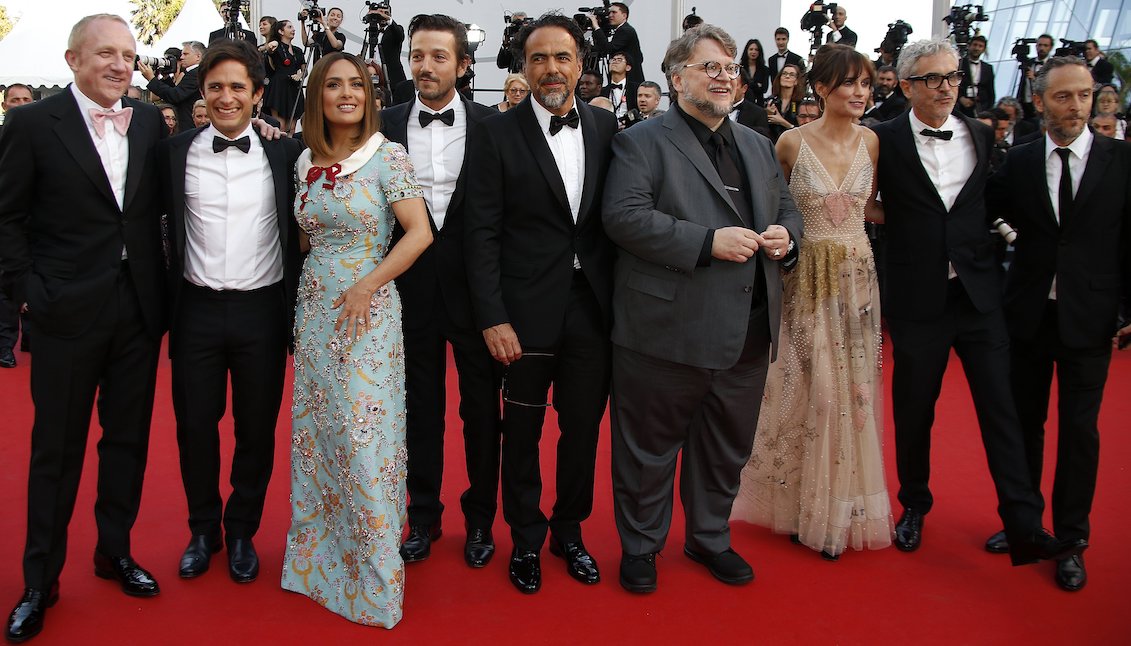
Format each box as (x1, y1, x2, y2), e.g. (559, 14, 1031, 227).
(280, 53, 432, 627)
(732, 44, 893, 560)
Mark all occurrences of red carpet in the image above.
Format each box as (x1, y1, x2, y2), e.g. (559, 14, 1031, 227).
(0, 339, 1128, 644)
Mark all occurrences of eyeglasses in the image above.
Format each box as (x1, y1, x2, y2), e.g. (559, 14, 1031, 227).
(779, 71, 798, 78)
(906, 71, 965, 89)
(507, 87, 528, 94)
(683, 61, 742, 80)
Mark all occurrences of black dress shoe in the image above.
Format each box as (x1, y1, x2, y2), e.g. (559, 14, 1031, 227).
(179, 534, 223, 578)
(619, 553, 657, 593)
(1009, 528, 1088, 566)
(464, 528, 495, 568)
(227, 538, 259, 583)
(549, 539, 600, 584)
(93, 552, 159, 597)
(683, 547, 754, 585)
(894, 508, 924, 552)
(1056, 554, 1087, 591)
(820, 550, 840, 562)
(508, 549, 541, 594)
(5, 584, 58, 643)
(984, 530, 1009, 554)
(400, 523, 441, 563)
(0, 348, 15, 368)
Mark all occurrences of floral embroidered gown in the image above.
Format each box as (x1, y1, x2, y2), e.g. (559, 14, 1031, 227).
(281, 133, 422, 627)
(732, 134, 893, 558)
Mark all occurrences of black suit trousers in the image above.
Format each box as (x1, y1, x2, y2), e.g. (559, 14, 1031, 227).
(499, 274, 609, 551)
(610, 307, 770, 557)
(170, 281, 287, 540)
(887, 279, 1041, 536)
(403, 290, 501, 530)
(23, 266, 160, 589)
(1010, 300, 1110, 542)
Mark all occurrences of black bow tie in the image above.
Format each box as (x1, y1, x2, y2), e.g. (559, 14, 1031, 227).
(213, 135, 251, 153)
(920, 128, 953, 141)
(419, 109, 455, 127)
(549, 109, 580, 136)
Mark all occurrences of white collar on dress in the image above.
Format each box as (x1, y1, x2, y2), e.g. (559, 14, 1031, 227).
(296, 130, 387, 181)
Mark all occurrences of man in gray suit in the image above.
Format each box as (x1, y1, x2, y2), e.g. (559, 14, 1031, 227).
(602, 24, 802, 594)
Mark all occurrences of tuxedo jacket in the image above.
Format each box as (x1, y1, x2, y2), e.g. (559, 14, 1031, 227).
(0, 89, 167, 339)
(157, 126, 304, 348)
(601, 80, 639, 113)
(465, 98, 618, 347)
(873, 112, 1002, 321)
(148, 67, 200, 134)
(768, 50, 805, 75)
(988, 135, 1131, 348)
(734, 100, 769, 137)
(381, 96, 499, 330)
(958, 57, 996, 114)
(1090, 57, 1115, 85)
(602, 109, 803, 370)
(826, 26, 858, 48)
(868, 89, 907, 122)
(607, 22, 644, 85)
(378, 21, 407, 91)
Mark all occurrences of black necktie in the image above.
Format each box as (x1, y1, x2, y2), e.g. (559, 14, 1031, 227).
(709, 132, 747, 216)
(549, 109, 580, 136)
(919, 128, 953, 140)
(1056, 147, 1074, 225)
(419, 109, 455, 127)
(213, 135, 250, 153)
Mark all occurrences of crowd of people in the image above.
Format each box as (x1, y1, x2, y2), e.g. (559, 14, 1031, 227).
(0, 3, 1128, 642)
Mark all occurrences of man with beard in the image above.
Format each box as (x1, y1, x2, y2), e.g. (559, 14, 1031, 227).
(603, 24, 801, 593)
(379, 14, 503, 570)
(1018, 34, 1053, 119)
(466, 12, 618, 594)
(986, 56, 1131, 591)
(866, 65, 906, 122)
(958, 35, 995, 116)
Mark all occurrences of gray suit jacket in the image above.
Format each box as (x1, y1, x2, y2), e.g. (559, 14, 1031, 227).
(602, 108, 802, 370)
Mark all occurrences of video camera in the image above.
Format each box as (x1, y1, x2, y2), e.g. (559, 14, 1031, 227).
(503, 12, 532, 46)
(1012, 37, 1037, 66)
(299, 0, 323, 23)
(577, 0, 612, 33)
(942, 4, 988, 55)
(134, 47, 183, 78)
(363, 1, 391, 26)
(1056, 38, 1086, 57)
(801, 2, 836, 31)
(219, 0, 249, 21)
(876, 20, 913, 62)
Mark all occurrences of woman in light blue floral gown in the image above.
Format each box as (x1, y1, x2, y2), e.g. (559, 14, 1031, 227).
(280, 53, 432, 628)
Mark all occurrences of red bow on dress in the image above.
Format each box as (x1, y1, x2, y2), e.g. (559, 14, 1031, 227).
(299, 163, 342, 212)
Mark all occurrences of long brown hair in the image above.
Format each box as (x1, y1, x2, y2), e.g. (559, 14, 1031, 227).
(772, 63, 806, 100)
(302, 52, 382, 159)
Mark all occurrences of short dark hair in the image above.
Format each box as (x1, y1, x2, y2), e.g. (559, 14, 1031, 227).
(775, 27, 789, 38)
(975, 110, 997, 128)
(639, 80, 662, 94)
(877, 64, 897, 75)
(198, 38, 266, 92)
(5, 83, 32, 97)
(1032, 55, 1088, 96)
(512, 12, 588, 64)
(1085, 38, 1099, 49)
(408, 13, 470, 62)
(971, 35, 987, 45)
(1038, 34, 1054, 43)
(328, 7, 344, 17)
(611, 2, 629, 17)
(581, 69, 601, 80)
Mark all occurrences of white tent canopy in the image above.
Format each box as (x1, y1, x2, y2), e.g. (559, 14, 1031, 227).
(148, 0, 226, 52)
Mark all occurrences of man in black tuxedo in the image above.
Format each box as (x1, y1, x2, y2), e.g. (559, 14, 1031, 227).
(600, 52, 638, 119)
(872, 39, 1086, 567)
(380, 14, 502, 570)
(958, 35, 995, 117)
(605, 3, 644, 85)
(986, 57, 1131, 591)
(0, 83, 35, 368)
(866, 65, 907, 122)
(0, 14, 167, 642)
(1017, 34, 1053, 119)
(768, 27, 805, 77)
(158, 39, 303, 585)
(465, 13, 618, 594)
(732, 69, 769, 137)
(139, 40, 203, 133)
(604, 25, 801, 593)
(369, 3, 407, 91)
(825, 5, 858, 48)
(1084, 39, 1115, 85)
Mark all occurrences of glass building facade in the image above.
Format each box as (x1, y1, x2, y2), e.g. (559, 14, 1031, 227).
(977, 0, 1130, 101)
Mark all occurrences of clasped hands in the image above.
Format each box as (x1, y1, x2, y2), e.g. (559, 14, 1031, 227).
(712, 224, 790, 263)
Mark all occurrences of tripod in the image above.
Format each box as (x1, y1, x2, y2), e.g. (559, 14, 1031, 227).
(286, 18, 323, 136)
(359, 19, 392, 97)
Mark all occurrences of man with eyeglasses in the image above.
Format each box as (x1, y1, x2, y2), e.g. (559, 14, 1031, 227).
(795, 98, 820, 125)
(872, 39, 1087, 569)
(603, 24, 801, 593)
(600, 52, 638, 118)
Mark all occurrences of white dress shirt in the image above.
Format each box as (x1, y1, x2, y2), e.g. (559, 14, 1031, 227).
(1044, 128, 1093, 299)
(71, 85, 128, 211)
(909, 110, 976, 278)
(183, 123, 282, 290)
(407, 94, 466, 230)
(530, 97, 585, 223)
(608, 80, 627, 117)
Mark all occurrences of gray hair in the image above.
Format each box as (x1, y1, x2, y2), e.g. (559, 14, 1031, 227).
(68, 14, 131, 52)
(896, 39, 958, 81)
(663, 24, 737, 98)
(1032, 55, 1089, 96)
(184, 41, 206, 57)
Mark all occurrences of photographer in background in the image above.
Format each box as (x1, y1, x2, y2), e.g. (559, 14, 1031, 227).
(958, 35, 995, 116)
(299, 5, 346, 65)
(824, 5, 857, 48)
(605, 3, 643, 84)
(496, 11, 528, 72)
(140, 40, 203, 133)
(368, 2, 406, 90)
(1017, 33, 1053, 118)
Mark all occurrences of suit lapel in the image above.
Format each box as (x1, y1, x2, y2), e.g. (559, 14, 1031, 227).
(889, 113, 947, 212)
(53, 90, 118, 210)
(259, 132, 292, 253)
(576, 101, 600, 227)
(1027, 139, 1057, 225)
(447, 96, 485, 223)
(662, 110, 742, 223)
(1072, 134, 1110, 222)
(733, 128, 767, 231)
(122, 97, 148, 211)
(383, 102, 410, 152)
(169, 132, 194, 263)
(516, 98, 571, 218)
(951, 115, 987, 208)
